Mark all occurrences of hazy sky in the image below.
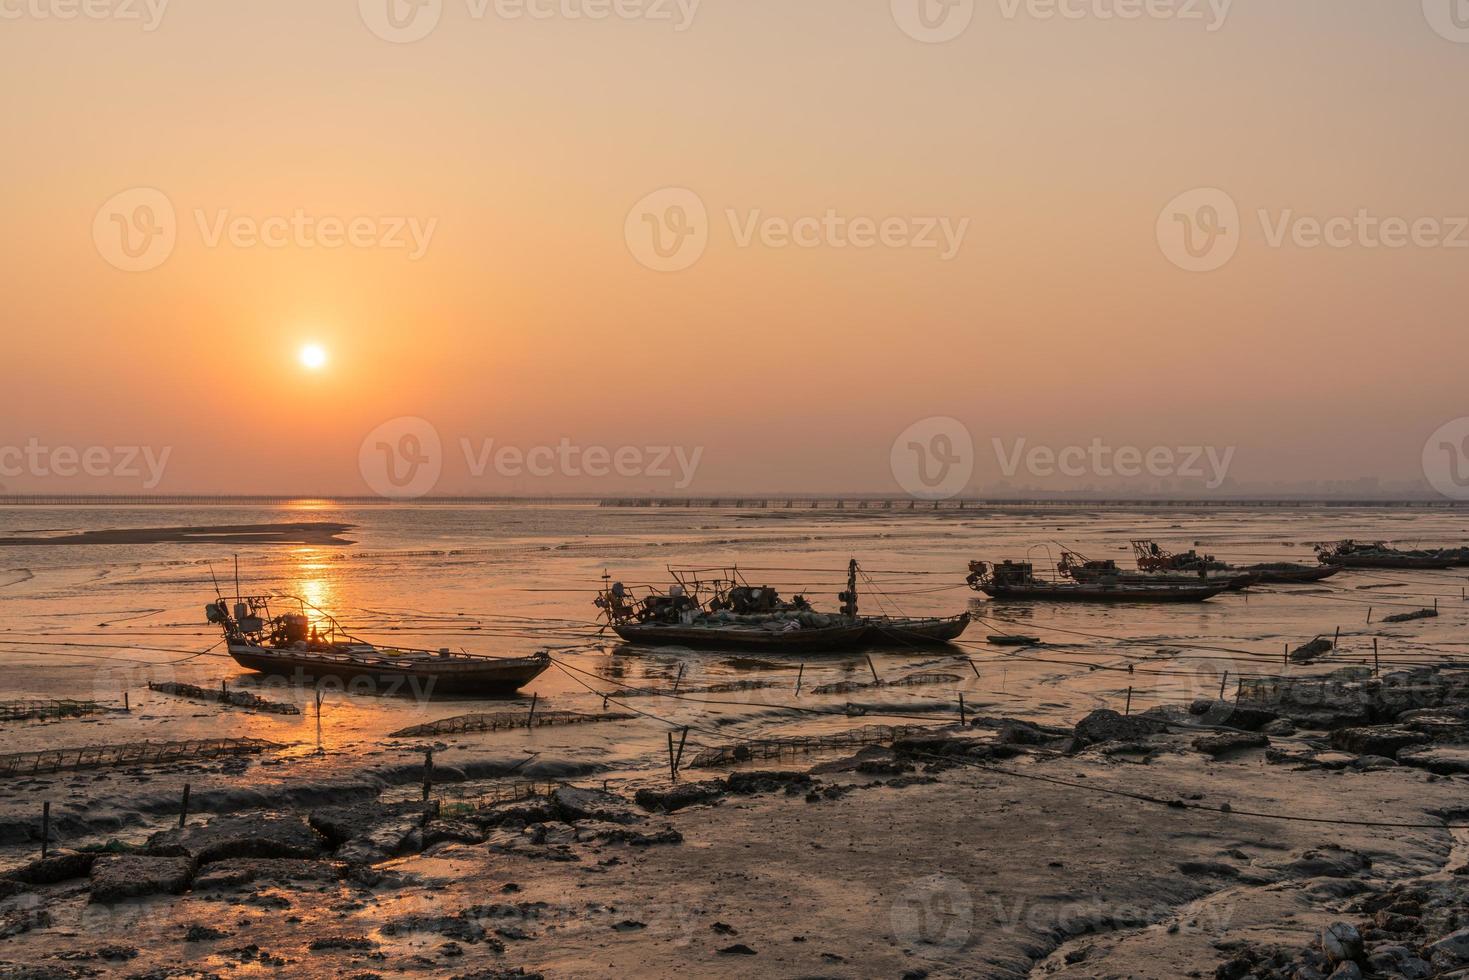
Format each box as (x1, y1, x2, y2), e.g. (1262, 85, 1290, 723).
(3, 0, 1467, 497)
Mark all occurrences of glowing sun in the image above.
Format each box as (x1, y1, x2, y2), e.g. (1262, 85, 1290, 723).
(299, 344, 328, 370)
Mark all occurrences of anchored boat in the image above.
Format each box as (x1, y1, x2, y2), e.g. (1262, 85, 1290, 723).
(967, 560, 1229, 603)
(1057, 549, 1254, 590)
(1316, 540, 1457, 570)
(594, 561, 968, 651)
(205, 593, 549, 695)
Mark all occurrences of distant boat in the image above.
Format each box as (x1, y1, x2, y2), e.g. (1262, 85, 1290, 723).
(1316, 540, 1457, 570)
(968, 560, 1229, 603)
(1057, 549, 1254, 590)
(206, 594, 549, 695)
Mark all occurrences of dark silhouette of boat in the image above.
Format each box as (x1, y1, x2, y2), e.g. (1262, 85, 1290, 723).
(1316, 541, 1457, 570)
(206, 593, 549, 695)
(968, 560, 1229, 603)
(596, 561, 968, 651)
(1236, 562, 1343, 583)
(1057, 549, 1255, 590)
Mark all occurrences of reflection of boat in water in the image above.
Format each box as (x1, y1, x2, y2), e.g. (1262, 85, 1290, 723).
(205, 589, 549, 696)
(595, 561, 968, 651)
(967, 560, 1229, 603)
(1316, 540, 1457, 570)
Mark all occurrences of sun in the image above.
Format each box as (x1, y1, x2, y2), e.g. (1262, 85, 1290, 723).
(299, 344, 328, 370)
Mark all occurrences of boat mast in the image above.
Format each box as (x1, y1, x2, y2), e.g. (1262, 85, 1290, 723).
(839, 558, 859, 618)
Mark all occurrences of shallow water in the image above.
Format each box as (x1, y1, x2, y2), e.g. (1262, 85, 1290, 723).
(0, 503, 1466, 853)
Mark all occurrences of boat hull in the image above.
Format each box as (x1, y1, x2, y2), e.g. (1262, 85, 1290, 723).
(1245, 564, 1343, 583)
(611, 622, 871, 652)
(1324, 556, 1456, 570)
(226, 646, 550, 696)
(864, 613, 971, 645)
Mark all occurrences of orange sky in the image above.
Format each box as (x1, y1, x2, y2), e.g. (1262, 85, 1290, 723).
(3, 1, 1467, 497)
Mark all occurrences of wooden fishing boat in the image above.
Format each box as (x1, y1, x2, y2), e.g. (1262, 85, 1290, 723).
(1058, 551, 1254, 591)
(206, 595, 549, 695)
(863, 613, 971, 645)
(1238, 562, 1343, 584)
(1316, 541, 1457, 570)
(596, 560, 969, 652)
(968, 560, 1228, 603)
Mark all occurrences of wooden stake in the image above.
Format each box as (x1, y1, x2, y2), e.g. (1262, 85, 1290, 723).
(795, 663, 804, 696)
(958, 693, 966, 727)
(41, 802, 50, 859)
(1374, 638, 1380, 675)
(179, 784, 190, 828)
(667, 731, 677, 781)
(1124, 686, 1133, 716)
(1219, 670, 1229, 700)
(1367, 607, 1373, 625)
(526, 692, 538, 730)
(422, 748, 434, 802)
(866, 655, 880, 685)
(220, 679, 228, 702)
(673, 663, 686, 694)
(673, 727, 689, 775)
(1333, 626, 1340, 648)
(314, 689, 324, 755)
(968, 658, 981, 679)
(123, 691, 130, 713)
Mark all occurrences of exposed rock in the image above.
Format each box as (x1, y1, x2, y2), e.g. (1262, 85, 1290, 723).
(1072, 709, 1167, 746)
(549, 787, 640, 825)
(1187, 700, 1279, 731)
(421, 820, 487, 849)
(1328, 726, 1426, 758)
(1401, 745, 1469, 775)
(89, 855, 192, 903)
(193, 858, 346, 890)
(1321, 922, 1363, 964)
(1261, 718, 1297, 736)
(1192, 732, 1269, 757)
(308, 801, 434, 847)
(573, 821, 682, 846)
(633, 781, 726, 813)
(723, 771, 814, 795)
(1, 850, 96, 886)
(1290, 638, 1335, 664)
(146, 813, 327, 865)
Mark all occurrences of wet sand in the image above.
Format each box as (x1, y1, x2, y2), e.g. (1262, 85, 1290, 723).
(1, 719, 1466, 979)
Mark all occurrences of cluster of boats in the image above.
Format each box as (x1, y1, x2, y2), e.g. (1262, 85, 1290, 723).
(201, 537, 1462, 695)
